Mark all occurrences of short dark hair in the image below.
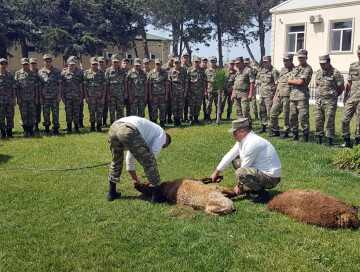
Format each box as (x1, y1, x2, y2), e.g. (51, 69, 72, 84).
(166, 133, 172, 146)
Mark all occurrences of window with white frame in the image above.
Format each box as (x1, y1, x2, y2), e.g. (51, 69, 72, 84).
(287, 25, 305, 53)
(330, 21, 352, 52)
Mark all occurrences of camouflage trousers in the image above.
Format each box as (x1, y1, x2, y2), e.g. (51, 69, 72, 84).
(65, 97, 81, 123)
(341, 97, 360, 139)
(259, 97, 273, 125)
(166, 95, 172, 117)
(88, 97, 104, 123)
(0, 102, 14, 129)
(109, 95, 125, 124)
(125, 99, 131, 116)
(79, 101, 84, 120)
(42, 98, 60, 128)
(251, 97, 258, 117)
(269, 96, 290, 133)
(20, 100, 36, 126)
(184, 98, 189, 118)
(150, 94, 166, 121)
(189, 91, 203, 117)
(103, 101, 108, 119)
(171, 85, 185, 119)
(233, 91, 251, 121)
(314, 98, 337, 138)
(206, 92, 218, 115)
(35, 103, 41, 124)
(232, 156, 280, 191)
(220, 91, 233, 115)
(290, 99, 310, 133)
(130, 96, 146, 118)
(108, 122, 161, 187)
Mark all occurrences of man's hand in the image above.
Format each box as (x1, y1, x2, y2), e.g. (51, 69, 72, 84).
(231, 94, 234, 102)
(248, 94, 253, 101)
(132, 179, 141, 186)
(85, 97, 90, 104)
(56, 95, 61, 103)
(101, 97, 105, 105)
(210, 169, 221, 182)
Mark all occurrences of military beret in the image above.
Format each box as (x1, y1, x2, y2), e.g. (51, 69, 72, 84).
(111, 54, 120, 61)
(21, 58, 30, 64)
(67, 56, 77, 64)
(142, 58, 150, 64)
(229, 59, 235, 64)
(243, 58, 250, 64)
(235, 57, 243, 63)
(29, 58, 37, 64)
(283, 53, 294, 60)
(201, 57, 208, 62)
(228, 118, 250, 133)
(98, 56, 105, 62)
(90, 57, 98, 64)
(210, 56, 217, 62)
(42, 54, 52, 60)
(154, 58, 162, 64)
(262, 56, 271, 62)
(173, 57, 181, 63)
(134, 58, 142, 66)
(168, 53, 175, 59)
(182, 52, 189, 57)
(319, 54, 330, 64)
(0, 58, 8, 64)
(297, 49, 308, 57)
(194, 57, 201, 62)
(357, 45, 360, 53)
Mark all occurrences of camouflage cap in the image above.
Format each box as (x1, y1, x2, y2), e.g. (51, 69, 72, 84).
(90, 57, 98, 64)
(201, 57, 208, 62)
(262, 56, 271, 62)
(122, 58, 129, 63)
(235, 57, 243, 63)
(0, 58, 8, 64)
(243, 57, 250, 64)
(21, 58, 30, 64)
(168, 53, 175, 59)
(134, 58, 142, 66)
(173, 57, 181, 63)
(142, 58, 150, 64)
(98, 56, 105, 62)
(111, 54, 120, 61)
(29, 58, 38, 64)
(283, 53, 294, 60)
(229, 59, 235, 64)
(319, 54, 330, 64)
(182, 52, 189, 57)
(228, 118, 250, 133)
(210, 56, 217, 62)
(357, 45, 360, 53)
(193, 57, 201, 62)
(42, 54, 52, 60)
(67, 56, 77, 64)
(297, 49, 308, 57)
(154, 58, 162, 64)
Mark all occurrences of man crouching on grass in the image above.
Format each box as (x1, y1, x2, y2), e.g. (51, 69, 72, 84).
(107, 116, 171, 203)
(210, 118, 281, 204)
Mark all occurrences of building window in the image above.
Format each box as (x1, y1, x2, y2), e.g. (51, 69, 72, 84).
(287, 25, 305, 53)
(330, 21, 352, 52)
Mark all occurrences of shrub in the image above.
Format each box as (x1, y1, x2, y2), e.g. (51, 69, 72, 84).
(333, 145, 360, 173)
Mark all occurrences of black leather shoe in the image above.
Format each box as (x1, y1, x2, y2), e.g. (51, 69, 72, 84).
(268, 130, 280, 137)
(279, 132, 289, 139)
(291, 132, 299, 141)
(250, 189, 271, 204)
(300, 133, 309, 143)
(325, 137, 333, 147)
(107, 182, 121, 202)
(258, 125, 266, 134)
(316, 136, 322, 144)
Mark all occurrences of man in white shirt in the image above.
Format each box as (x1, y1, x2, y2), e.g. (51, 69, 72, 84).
(210, 118, 281, 204)
(107, 116, 172, 203)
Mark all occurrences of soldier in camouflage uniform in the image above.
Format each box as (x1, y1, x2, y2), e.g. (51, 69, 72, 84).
(187, 57, 207, 124)
(121, 58, 131, 116)
(15, 58, 39, 137)
(162, 53, 174, 124)
(341, 45, 360, 147)
(220, 59, 236, 120)
(105, 54, 127, 125)
(38, 54, 62, 135)
(257, 56, 279, 134)
(30, 58, 41, 132)
(0, 58, 16, 139)
(168, 57, 188, 127)
(83, 57, 107, 132)
(148, 58, 169, 127)
(205, 56, 219, 121)
(61, 56, 83, 134)
(314, 54, 344, 146)
(127, 58, 148, 117)
(201, 57, 208, 118)
(182, 52, 191, 122)
(244, 58, 259, 121)
(231, 57, 255, 121)
(142, 58, 151, 115)
(268, 53, 295, 138)
(98, 56, 109, 126)
(288, 49, 313, 142)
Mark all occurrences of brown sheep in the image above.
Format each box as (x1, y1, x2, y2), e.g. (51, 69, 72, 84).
(268, 189, 359, 229)
(134, 179, 237, 216)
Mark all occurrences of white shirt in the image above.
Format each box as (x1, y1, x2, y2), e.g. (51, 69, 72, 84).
(217, 130, 282, 178)
(115, 116, 166, 171)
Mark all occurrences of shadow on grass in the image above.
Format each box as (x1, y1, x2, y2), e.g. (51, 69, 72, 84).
(0, 154, 12, 165)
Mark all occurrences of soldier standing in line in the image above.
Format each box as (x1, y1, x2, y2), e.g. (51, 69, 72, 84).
(98, 56, 109, 126)
(61, 56, 83, 134)
(162, 53, 174, 124)
(268, 53, 295, 138)
(0, 58, 16, 139)
(182, 52, 191, 122)
(30, 58, 41, 132)
(205, 56, 219, 121)
(105, 54, 127, 125)
(244, 58, 259, 121)
(314, 54, 344, 146)
(143, 58, 151, 115)
(83, 57, 107, 132)
(127, 58, 148, 117)
(121, 58, 131, 116)
(148, 58, 169, 127)
(231, 57, 255, 121)
(201, 57, 208, 118)
(168, 57, 188, 127)
(14, 58, 39, 137)
(186, 57, 207, 124)
(287, 49, 313, 142)
(257, 56, 279, 134)
(341, 45, 360, 147)
(38, 54, 62, 135)
(220, 59, 236, 120)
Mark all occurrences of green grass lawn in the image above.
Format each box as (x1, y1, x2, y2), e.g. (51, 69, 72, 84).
(1, 104, 359, 271)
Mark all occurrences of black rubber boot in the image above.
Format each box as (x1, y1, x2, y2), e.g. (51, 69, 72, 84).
(300, 133, 309, 143)
(6, 128, 13, 138)
(107, 182, 121, 202)
(173, 118, 179, 127)
(90, 122, 96, 132)
(167, 114, 173, 124)
(160, 120, 165, 127)
(44, 126, 50, 136)
(79, 119, 85, 128)
(54, 127, 59, 135)
(316, 136, 322, 144)
(258, 125, 266, 134)
(97, 123, 102, 132)
(28, 126, 34, 136)
(74, 123, 80, 133)
(250, 189, 271, 204)
(103, 117, 107, 126)
(22, 126, 29, 138)
(34, 124, 39, 132)
(1, 129, 7, 139)
(342, 137, 352, 148)
(291, 132, 299, 141)
(325, 137, 333, 147)
(150, 186, 166, 204)
(268, 130, 280, 137)
(194, 116, 200, 124)
(67, 122, 72, 134)
(354, 138, 360, 146)
(183, 114, 189, 123)
(279, 132, 289, 139)
(227, 113, 231, 120)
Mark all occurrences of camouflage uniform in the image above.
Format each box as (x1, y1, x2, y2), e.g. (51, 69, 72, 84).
(182, 62, 191, 120)
(0, 69, 15, 131)
(187, 66, 207, 118)
(14, 69, 38, 127)
(233, 67, 255, 120)
(205, 66, 218, 116)
(106, 66, 127, 123)
(168, 65, 188, 121)
(220, 67, 236, 118)
(99, 57, 108, 125)
(162, 61, 174, 122)
(30, 67, 41, 126)
(315, 65, 344, 139)
(148, 67, 169, 122)
(38, 67, 62, 128)
(83, 68, 107, 123)
(127, 68, 147, 117)
(246, 62, 259, 120)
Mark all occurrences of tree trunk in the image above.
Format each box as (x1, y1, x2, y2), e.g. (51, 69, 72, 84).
(20, 39, 29, 58)
(216, 20, 223, 68)
(244, 40, 258, 65)
(132, 40, 138, 58)
(172, 22, 179, 56)
(184, 40, 192, 63)
(258, 13, 265, 59)
(139, 19, 149, 58)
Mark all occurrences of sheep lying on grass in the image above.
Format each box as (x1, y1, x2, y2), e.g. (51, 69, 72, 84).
(268, 189, 359, 229)
(134, 179, 237, 216)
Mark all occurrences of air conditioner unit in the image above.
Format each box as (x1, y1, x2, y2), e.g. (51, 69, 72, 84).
(124, 53, 134, 60)
(105, 52, 118, 60)
(309, 15, 322, 24)
(149, 53, 158, 60)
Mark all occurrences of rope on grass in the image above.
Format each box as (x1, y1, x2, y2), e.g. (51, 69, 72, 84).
(0, 162, 111, 171)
